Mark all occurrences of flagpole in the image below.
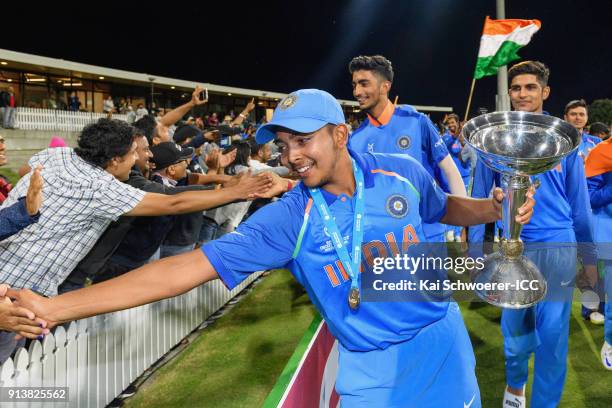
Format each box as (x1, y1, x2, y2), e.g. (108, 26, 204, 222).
(393, 95, 399, 106)
(464, 78, 477, 122)
(496, 0, 510, 111)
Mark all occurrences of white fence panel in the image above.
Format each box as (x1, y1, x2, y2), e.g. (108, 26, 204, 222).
(13, 108, 129, 132)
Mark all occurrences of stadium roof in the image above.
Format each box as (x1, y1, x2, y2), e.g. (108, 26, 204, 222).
(0, 48, 452, 112)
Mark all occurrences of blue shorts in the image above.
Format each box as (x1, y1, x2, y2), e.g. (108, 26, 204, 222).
(336, 303, 481, 408)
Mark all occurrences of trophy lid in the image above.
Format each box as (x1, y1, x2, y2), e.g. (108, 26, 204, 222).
(461, 111, 581, 175)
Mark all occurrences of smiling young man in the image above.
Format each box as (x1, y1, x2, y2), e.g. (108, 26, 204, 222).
(347, 55, 466, 243)
(564, 99, 601, 162)
(6, 89, 536, 408)
(469, 61, 597, 408)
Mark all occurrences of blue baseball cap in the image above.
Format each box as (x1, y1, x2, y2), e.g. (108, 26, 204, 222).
(255, 89, 345, 144)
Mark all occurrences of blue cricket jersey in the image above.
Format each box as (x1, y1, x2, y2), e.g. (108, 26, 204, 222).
(588, 172, 612, 259)
(442, 132, 471, 179)
(348, 102, 450, 239)
(578, 132, 602, 162)
(202, 149, 450, 352)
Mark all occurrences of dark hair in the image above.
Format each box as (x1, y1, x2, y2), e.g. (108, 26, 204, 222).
(445, 113, 460, 123)
(224, 141, 251, 175)
(248, 138, 264, 157)
(134, 115, 157, 144)
(348, 55, 394, 82)
(75, 118, 135, 169)
(508, 61, 550, 87)
(564, 99, 588, 115)
(589, 122, 610, 137)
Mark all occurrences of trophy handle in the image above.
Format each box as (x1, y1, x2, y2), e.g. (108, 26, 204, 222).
(500, 175, 531, 258)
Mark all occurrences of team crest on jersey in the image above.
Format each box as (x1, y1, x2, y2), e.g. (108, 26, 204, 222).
(279, 94, 298, 110)
(367, 143, 375, 153)
(396, 135, 411, 150)
(386, 194, 409, 218)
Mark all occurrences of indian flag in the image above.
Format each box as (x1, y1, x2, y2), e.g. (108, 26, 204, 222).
(474, 16, 541, 79)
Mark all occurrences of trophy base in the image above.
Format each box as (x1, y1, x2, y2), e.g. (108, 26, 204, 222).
(471, 252, 547, 309)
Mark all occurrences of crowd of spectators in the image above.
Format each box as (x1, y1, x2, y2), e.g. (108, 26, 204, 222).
(0, 85, 294, 358)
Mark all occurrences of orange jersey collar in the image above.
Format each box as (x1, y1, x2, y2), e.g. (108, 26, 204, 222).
(367, 100, 395, 127)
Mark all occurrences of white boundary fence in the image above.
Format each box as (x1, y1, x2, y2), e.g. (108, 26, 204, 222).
(13, 108, 129, 132)
(0, 273, 262, 407)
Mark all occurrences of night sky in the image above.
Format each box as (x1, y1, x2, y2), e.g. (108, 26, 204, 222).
(4, 0, 611, 119)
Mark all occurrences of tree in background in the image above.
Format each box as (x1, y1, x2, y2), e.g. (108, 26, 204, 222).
(588, 99, 612, 125)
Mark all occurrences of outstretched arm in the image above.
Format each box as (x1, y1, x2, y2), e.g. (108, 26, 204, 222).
(126, 172, 273, 216)
(7, 250, 219, 325)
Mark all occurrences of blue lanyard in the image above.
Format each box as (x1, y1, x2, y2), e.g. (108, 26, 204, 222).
(309, 159, 365, 307)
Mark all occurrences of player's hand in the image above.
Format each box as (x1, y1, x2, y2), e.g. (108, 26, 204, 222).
(229, 171, 274, 200)
(0, 284, 50, 340)
(252, 171, 290, 199)
(26, 165, 43, 216)
(491, 185, 536, 225)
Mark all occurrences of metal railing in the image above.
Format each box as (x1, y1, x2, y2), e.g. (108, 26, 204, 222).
(13, 108, 129, 132)
(0, 273, 262, 407)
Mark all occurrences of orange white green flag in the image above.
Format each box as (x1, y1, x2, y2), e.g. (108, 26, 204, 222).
(474, 16, 541, 79)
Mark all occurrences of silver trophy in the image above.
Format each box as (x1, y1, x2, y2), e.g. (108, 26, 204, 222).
(462, 111, 581, 308)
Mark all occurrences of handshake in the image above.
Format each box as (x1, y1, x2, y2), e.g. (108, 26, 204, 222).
(0, 284, 54, 341)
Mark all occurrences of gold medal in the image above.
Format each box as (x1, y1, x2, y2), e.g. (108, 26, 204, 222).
(348, 288, 360, 310)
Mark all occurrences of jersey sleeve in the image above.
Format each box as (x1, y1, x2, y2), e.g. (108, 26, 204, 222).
(420, 115, 449, 166)
(468, 160, 495, 244)
(0, 198, 39, 241)
(201, 195, 302, 289)
(587, 174, 612, 209)
(564, 152, 597, 264)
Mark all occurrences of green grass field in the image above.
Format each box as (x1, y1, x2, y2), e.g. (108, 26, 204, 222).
(0, 168, 19, 185)
(125, 269, 609, 407)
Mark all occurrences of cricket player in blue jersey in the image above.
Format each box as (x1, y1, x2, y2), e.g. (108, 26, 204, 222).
(347, 55, 466, 242)
(7, 89, 536, 408)
(469, 61, 597, 408)
(564, 98, 607, 325)
(442, 113, 472, 242)
(585, 139, 612, 369)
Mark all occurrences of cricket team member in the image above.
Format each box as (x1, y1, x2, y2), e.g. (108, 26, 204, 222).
(347, 55, 466, 242)
(442, 113, 472, 242)
(7, 89, 536, 408)
(563, 98, 606, 324)
(584, 138, 612, 369)
(469, 61, 597, 408)
(564, 99, 601, 162)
